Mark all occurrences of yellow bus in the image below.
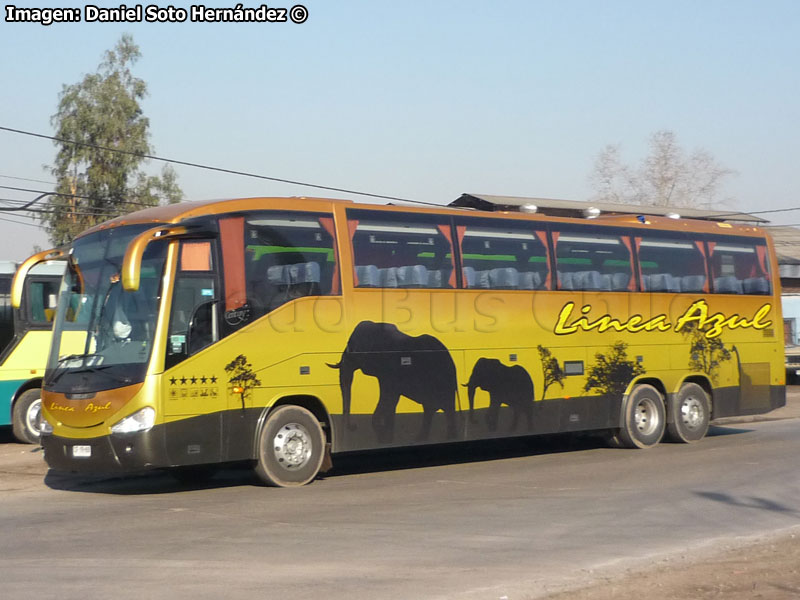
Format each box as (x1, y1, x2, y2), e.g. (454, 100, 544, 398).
(14, 197, 785, 485)
(0, 260, 64, 443)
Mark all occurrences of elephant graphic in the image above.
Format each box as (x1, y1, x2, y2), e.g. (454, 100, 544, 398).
(328, 321, 457, 443)
(464, 358, 535, 432)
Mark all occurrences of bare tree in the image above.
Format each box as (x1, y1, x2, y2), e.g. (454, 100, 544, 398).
(589, 130, 735, 209)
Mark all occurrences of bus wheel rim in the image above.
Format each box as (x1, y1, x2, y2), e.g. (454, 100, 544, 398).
(272, 423, 313, 470)
(26, 398, 42, 437)
(634, 398, 659, 436)
(680, 396, 704, 430)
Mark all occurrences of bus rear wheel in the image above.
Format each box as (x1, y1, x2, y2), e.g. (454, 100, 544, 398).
(255, 405, 325, 487)
(616, 384, 665, 449)
(667, 383, 710, 443)
(12, 389, 43, 445)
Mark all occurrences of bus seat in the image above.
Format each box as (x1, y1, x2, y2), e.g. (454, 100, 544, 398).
(267, 264, 290, 285)
(645, 273, 681, 293)
(743, 277, 770, 294)
(428, 269, 446, 288)
(609, 272, 630, 291)
(287, 262, 321, 284)
(379, 267, 398, 287)
(573, 270, 603, 291)
(681, 275, 706, 293)
(520, 271, 542, 290)
(714, 276, 743, 294)
(462, 267, 477, 288)
(396, 265, 429, 287)
(355, 265, 380, 287)
(474, 270, 492, 289)
(488, 267, 520, 289)
(558, 271, 574, 290)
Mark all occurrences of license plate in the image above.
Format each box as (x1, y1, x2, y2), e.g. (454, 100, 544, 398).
(795, 369, 800, 375)
(72, 445, 91, 459)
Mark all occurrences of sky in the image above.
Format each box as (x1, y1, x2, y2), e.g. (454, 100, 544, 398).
(1, 0, 799, 260)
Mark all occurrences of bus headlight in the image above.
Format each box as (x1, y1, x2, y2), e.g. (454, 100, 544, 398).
(110, 407, 155, 434)
(40, 419, 53, 435)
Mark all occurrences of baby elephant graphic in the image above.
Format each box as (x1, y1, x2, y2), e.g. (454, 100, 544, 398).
(328, 321, 457, 443)
(464, 358, 535, 432)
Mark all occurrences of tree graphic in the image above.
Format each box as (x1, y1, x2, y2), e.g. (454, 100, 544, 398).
(584, 341, 645, 397)
(680, 322, 732, 384)
(537, 345, 565, 400)
(224, 354, 261, 409)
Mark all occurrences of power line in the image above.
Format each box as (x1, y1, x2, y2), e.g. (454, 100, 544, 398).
(0, 184, 156, 209)
(0, 173, 56, 186)
(0, 214, 44, 229)
(0, 125, 444, 208)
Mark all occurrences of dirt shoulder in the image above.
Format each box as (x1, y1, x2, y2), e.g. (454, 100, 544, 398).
(543, 530, 800, 599)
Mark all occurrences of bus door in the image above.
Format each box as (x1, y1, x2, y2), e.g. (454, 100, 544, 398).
(163, 238, 225, 465)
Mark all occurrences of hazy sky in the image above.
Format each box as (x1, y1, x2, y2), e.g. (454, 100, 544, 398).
(1, 0, 799, 260)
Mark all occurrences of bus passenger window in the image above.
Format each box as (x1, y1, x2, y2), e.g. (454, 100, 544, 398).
(457, 220, 550, 290)
(348, 211, 455, 289)
(553, 231, 634, 292)
(637, 237, 708, 293)
(709, 240, 771, 295)
(243, 213, 339, 316)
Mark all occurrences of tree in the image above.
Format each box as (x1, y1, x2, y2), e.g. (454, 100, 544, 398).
(584, 341, 646, 398)
(589, 130, 734, 209)
(681, 322, 733, 384)
(225, 354, 262, 410)
(42, 34, 182, 246)
(537, 344, 565, 400)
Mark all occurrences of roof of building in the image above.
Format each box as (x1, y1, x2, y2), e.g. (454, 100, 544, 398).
(766, 227, 800, 278)
(449, 193, 768, 224)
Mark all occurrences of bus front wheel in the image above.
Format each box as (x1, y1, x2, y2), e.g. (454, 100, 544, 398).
(12, 389, 43, 445)
(666, 383, 710, 443)
(255, 405, 326, 487)
(616, 384, 665, 449)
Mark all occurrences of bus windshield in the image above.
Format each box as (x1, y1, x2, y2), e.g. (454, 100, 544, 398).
(45, 224, 167, 393)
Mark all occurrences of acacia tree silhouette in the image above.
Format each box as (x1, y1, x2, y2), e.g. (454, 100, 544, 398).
(680, 322, 732, 384)
(225, 354, 261, 410)
(584, 341, 646, 397)
(537, 345, 565, 400)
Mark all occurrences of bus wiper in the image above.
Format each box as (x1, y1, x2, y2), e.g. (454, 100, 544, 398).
(67, 364, 133, 385)
(47, 353, 102, 385)
(54, 353, 101, 368)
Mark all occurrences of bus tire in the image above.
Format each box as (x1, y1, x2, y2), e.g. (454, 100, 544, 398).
(254, 405, 325, 487)
(616, 384, 665, 449)
(666, 383, 710, 443)
(12, 389, 42, 445)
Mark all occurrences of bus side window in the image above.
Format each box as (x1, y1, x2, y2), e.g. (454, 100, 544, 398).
(708, 240, 771, 295)
(457, 220, 550, 290)
(553, 231, 634, 292)
(637, 236, 708, 293)
(348, 211, 455, 289)
(244, 212, 339, 316)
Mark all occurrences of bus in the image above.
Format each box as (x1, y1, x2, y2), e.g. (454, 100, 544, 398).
(13, 197, 785, 485)
(1, 259, 64, 444)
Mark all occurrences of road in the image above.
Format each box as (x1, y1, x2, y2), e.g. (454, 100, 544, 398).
(0, 416, 798, 600)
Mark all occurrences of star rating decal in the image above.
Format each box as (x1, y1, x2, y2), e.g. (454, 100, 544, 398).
(169, 374, 220, 386)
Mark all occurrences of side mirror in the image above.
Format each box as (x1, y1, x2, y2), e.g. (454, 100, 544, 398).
(11, 248, 66, 308)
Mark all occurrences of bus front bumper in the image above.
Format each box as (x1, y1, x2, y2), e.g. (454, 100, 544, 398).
(41, 427, 169, 473)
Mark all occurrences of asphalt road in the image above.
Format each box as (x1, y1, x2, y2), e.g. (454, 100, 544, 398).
(0, 417, 798, 600)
